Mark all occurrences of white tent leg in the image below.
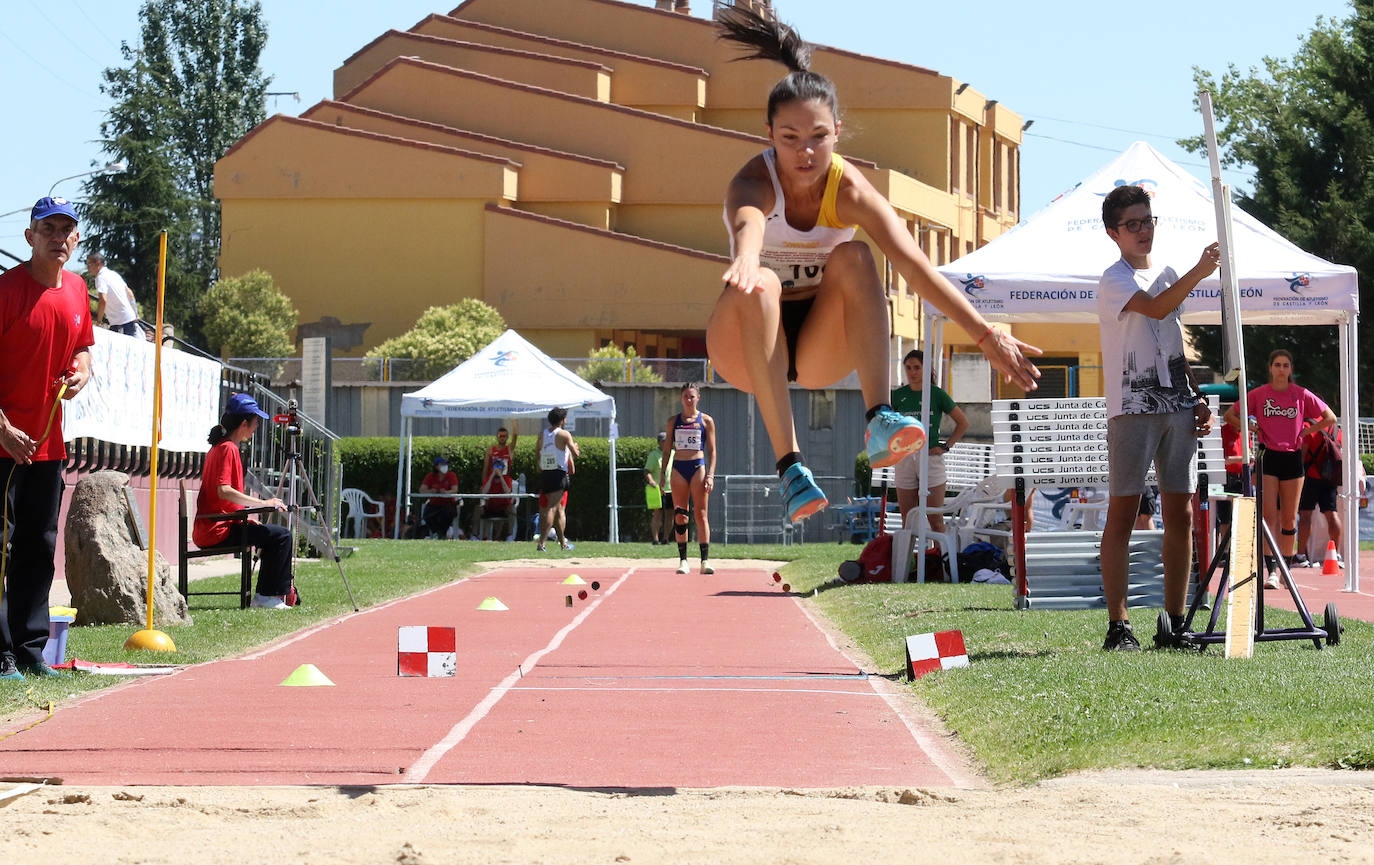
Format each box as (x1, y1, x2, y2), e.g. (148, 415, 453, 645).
(394, 416, 407, 539)
(1339, 315, 1359, 593)
(913, 309, 940, 583)
(608, 411, 619, 543)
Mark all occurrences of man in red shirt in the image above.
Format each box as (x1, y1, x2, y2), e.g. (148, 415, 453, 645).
(420, 456, 460, 538)
(481, 424, 517, 480)
(1, 197, 94, 679)
(471, 457, 517, 540)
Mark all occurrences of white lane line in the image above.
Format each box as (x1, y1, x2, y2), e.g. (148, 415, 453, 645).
(234, 570, 498, 662)
(405, 567, 637, 783)
(790, 594, 983, 789)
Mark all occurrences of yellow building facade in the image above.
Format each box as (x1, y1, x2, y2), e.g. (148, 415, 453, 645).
(216, 0, 1034, 365)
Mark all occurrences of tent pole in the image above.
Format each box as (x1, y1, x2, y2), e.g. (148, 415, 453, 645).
(394, 416, 407, 539)
(1339, 313, 1359, 593)
(405, 421, 415, 539)
(608, 409, 620, 543)
(913, 306, 937, 582)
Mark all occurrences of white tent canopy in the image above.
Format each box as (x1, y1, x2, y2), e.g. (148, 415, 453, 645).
(940, 141, 1358, 326)
(395, 329, 620, 540)
(926, 141, 1361, 591)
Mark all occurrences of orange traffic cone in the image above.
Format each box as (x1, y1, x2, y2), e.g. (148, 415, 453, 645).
(1322, 540, 1341, 576)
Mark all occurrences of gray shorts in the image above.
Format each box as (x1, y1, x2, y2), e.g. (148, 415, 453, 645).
(1107, 411, 1198, 497)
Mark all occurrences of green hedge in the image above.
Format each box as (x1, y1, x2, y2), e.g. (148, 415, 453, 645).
(338, 435, 663, 540)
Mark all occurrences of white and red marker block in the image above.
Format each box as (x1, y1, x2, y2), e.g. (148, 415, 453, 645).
(398, 626, 457, 677)
(905, 630, 969, 679)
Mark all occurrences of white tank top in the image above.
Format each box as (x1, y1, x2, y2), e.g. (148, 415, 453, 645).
(725, 149, 857, 294)
(539, 427, 569, 472)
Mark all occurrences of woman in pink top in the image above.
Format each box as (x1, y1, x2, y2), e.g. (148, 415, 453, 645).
(1223, 349, 1336, 580)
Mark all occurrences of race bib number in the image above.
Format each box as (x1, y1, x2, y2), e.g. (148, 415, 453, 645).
(540, 449, 558, 470)
(674, 427, 702, 451)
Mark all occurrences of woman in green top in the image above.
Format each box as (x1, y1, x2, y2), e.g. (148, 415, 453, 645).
(890, 350, 969, 532)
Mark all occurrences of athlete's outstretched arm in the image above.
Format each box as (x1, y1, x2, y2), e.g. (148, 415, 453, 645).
(721, 162, 774, 294)
(837, 170, 1041, 390)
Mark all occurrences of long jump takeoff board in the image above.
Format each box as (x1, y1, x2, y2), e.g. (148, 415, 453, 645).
(1224, 496, 1259, 659)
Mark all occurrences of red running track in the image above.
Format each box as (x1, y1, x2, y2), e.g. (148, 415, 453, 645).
(0, 566, 978, 788)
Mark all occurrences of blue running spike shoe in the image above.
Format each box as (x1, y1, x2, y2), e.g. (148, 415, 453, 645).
(866, 408, 926, 469)
(780, 462, 828, 523)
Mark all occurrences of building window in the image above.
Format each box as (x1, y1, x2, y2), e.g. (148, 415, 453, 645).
(949, 119, 960, 193)
(1010, 147, 1019, 216)
(993, 140, 1004, 213)
(965, 126, 975, 198)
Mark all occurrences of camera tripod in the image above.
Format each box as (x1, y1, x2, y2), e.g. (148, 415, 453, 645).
(271, 399, 358, 612)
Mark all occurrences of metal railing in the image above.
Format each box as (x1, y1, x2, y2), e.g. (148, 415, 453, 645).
(719, 473, 850, 545)
(228, 356, 437, 384)
(1359, 418, 1374, 456)
(242, 385, 341, 546)
(229, 356, 721, 386)
(555, 357, 715, 384)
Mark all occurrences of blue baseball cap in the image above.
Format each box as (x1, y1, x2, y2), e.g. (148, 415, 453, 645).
(433, 455, 449, 467)
(31, 196, 79, 223)
(226, 392, 270, 419)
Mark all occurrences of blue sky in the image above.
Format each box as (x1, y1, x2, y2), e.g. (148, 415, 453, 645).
(0, 0, 1353, 270)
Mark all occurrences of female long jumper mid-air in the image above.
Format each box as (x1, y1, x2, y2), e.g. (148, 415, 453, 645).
(706, 4, 1041, 523)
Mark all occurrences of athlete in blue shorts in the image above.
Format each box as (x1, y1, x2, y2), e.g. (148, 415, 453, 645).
(660, 383, 717, 574)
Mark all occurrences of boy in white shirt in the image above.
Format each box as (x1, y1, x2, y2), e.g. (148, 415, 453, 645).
(1096, 185, 1219, 651)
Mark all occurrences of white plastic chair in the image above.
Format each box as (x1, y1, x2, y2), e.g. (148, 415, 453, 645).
(891, 475, 1008, 582)
(340, 487, 384, 539)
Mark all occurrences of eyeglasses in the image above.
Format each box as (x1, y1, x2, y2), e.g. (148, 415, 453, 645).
(1115, 216, 1158, 234)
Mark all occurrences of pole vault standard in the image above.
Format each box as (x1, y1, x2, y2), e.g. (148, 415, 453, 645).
(1174, 92, 1337, 655)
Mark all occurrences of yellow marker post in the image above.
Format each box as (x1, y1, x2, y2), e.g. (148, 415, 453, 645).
(125, 230, 176, 653)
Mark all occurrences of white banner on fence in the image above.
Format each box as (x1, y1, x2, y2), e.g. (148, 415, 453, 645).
(63, 329, 222, 453)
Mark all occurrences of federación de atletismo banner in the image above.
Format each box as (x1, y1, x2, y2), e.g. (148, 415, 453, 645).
(63, 328, 222, 453)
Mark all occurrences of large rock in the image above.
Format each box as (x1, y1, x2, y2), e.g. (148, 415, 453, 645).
(64, 471, 191, 626)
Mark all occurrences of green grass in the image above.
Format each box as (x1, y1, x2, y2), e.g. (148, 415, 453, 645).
(5, 539, 1372, 785)
(811, 582, 1374, 783)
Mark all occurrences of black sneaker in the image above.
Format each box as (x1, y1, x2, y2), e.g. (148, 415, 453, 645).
(1288, 553, 1310, 568)
(1103, 621, 1141, 652)
(1, 654, 22, 682)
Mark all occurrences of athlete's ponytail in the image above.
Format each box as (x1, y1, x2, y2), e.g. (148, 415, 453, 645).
(207, 412, 254, 446)
(715, 3, 839, 125)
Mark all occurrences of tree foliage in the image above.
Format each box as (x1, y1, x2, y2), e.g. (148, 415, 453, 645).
(201, 269, 297, 359)
(79, 0, 269, 347)
(575, 344, 664, 384)
(366, 299, 507, 380)
(1183, 2, 1373, 412)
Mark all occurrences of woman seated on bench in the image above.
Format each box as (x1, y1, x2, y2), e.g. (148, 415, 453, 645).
(194, 393, 291, 610)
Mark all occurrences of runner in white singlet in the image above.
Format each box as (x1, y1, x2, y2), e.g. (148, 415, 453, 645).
(706, 5, 1042, 524)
